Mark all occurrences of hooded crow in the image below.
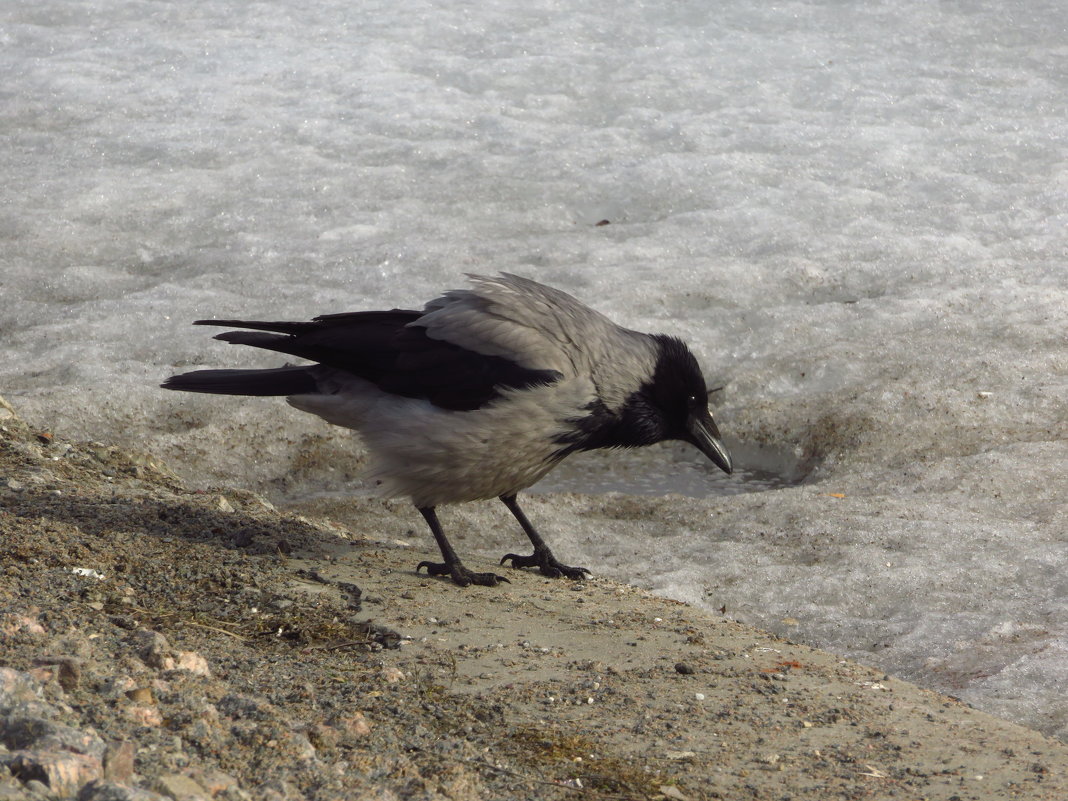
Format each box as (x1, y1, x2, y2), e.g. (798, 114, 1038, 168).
(162, 274, 732, 587)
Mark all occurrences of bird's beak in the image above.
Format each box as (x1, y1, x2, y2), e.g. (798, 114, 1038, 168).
(686, 410, 733, 475)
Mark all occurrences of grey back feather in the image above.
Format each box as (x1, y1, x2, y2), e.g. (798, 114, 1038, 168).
(415, 274, 659, 411)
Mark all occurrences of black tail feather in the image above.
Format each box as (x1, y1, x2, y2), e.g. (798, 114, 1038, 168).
(167, 307, 557, 410)
(194, 319, 317, 335)
(161, 366, 318, 396)
(213, 331, 294, 349)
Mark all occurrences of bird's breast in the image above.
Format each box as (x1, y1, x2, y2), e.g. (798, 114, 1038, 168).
(295, 373, 599, 507)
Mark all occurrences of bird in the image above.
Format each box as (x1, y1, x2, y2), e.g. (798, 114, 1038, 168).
(162, 273, 733, 587)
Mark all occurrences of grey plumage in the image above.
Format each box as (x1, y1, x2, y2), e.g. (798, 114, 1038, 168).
(162, 274, 732, 587)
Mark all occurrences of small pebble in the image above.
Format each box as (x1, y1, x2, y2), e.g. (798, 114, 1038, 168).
(126, 687, 153, 704)
(381, 666, 405, 684)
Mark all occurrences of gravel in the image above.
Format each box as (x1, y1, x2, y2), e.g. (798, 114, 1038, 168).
(2, 396, 1067, 800)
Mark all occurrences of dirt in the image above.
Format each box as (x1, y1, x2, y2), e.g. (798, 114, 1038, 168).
(1, 394, 1066, 800)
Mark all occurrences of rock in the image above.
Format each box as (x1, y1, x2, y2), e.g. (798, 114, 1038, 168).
(380, 667, 405, 684)
(229, 529, 256, 548)
(658, 786, 689, 801)
(335, 582, 362, 609)
(102, 742, 135, 783)
(172, 652, 210, 678)
(251, 780, 302, 801)
(151, 774, 211, 801)
(1, 750, 103, 798)
(336, 712, 372, 738)
(0, 782, 32, 801)
(100, 676, 139, 701)
(32, 657, 84, 691)
(122, 705, 163, 727)
(0, 716, 106, 759)
(307, 723, 340, 751)
(0, 611, 46, 639)
(127, 630, 173, 670)
(186, 770, 239, 797)
(288, 733, 317, 762)
(77, 780, 170, 801)
(124, 688, 153, 705)
(0, 395, 17, 420)
(0, 668, 45, 713)
(0, 769, 32, 801)
(216, 694, 275, 722)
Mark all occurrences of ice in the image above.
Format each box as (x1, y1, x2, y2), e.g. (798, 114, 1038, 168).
(2, 0, 1066, 738)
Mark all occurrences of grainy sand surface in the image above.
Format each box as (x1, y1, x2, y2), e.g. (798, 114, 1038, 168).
(2, 396, 1065, 800)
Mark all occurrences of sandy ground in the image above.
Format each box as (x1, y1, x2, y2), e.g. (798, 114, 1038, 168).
(2, 395, 1067, 801)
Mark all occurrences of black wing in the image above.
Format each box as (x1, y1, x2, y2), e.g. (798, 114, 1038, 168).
(192, 309, 562, 411)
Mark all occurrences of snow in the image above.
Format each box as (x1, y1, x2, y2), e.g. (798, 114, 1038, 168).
(2, 0, 1066, 738)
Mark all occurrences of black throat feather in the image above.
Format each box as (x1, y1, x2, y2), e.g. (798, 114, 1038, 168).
(552, 334, 708, 460)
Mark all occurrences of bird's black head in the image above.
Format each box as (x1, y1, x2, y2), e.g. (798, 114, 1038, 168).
(555, 335, 733, 475)
(616, 335, 733, 475)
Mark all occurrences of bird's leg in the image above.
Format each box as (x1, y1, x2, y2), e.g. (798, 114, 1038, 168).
(415, 506, 509, 587)
(498, 494, 591, 579)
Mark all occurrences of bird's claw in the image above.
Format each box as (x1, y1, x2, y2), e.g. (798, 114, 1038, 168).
(416, 560, 510, 587)
(499, 552, 591, 580)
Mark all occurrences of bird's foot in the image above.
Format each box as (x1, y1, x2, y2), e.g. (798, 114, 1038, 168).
(416, 560, 510, 587)
(499, 551, 591, 580)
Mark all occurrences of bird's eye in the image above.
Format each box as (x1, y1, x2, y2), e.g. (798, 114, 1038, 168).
(686, 394, 699, 408)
